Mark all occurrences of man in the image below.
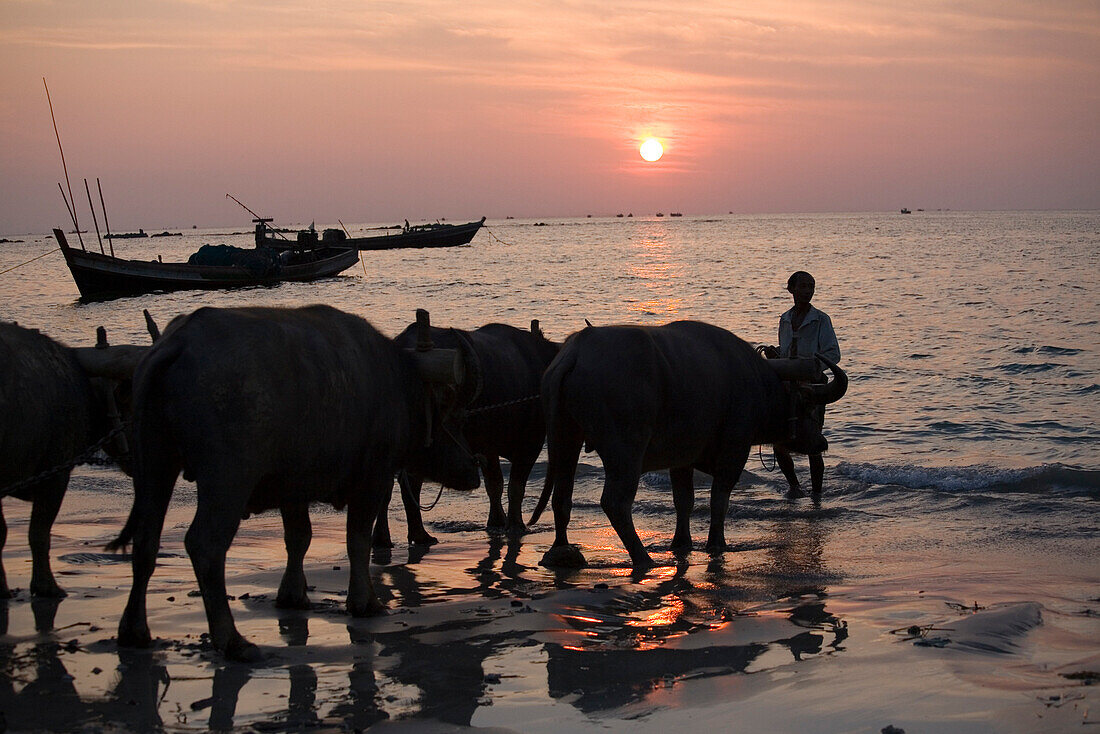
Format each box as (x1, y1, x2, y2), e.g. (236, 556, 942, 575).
(774, 271, 840, 495)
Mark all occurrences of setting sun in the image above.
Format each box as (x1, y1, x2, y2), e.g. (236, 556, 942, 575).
(639, 138, 664, 162)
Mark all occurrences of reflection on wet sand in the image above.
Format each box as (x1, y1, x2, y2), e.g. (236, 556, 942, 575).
(0, 503, 850, 729)
(542, 509, 848, 713)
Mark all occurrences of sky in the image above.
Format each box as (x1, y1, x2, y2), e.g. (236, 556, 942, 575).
(1, 0, 1098, 232)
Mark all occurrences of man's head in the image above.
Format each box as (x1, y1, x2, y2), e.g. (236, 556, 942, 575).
(787, 271, 815, 307)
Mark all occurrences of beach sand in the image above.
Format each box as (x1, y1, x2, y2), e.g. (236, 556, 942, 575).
(1, 465, 1097, 733)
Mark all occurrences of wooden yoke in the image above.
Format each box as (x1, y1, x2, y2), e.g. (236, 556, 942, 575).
(409, 309, 464, 385)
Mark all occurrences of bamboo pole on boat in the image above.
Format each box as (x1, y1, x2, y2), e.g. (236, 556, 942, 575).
(57, 183, 81, 243)
(226, 193, 291, 243)
(339, 218, 367, 276)
(44, 78, 84, 250)
(96, 178, 115, 257)
(84, 178, 105, 254)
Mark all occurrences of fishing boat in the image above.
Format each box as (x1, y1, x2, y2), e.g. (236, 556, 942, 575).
(254, 217, 485, 251)
(54, 229, 359, 302)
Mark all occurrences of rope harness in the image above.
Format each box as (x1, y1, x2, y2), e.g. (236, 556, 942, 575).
(0, 421, 130, 498)
(465, 393, 541, 416)
(415, 392, 541, 513)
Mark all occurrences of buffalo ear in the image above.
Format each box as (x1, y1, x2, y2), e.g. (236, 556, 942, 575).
(410, 348, 465, 385)
(452, 329, 483, 405)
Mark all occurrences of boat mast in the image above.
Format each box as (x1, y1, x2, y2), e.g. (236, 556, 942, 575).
(44, 78, 85, 250)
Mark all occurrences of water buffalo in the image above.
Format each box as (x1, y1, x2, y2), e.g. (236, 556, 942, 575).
(374, 320, 559, 544)
(0, 321, 145, 598)
(529, 320, 847, 569)
(107, 305, 483, 661)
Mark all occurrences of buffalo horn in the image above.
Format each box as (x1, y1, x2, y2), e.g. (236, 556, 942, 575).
(766, 357, 821, 382)
(144, 309, 161, 342)
(807, 353, 848, 405)
(73, 345, 147, 380)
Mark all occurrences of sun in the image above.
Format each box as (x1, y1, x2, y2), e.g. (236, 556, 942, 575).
(639, 138, 664, 162)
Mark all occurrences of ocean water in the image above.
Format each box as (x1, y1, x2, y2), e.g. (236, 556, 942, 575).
(0, 211, 1097, 730)
(4, 209, 1098, 558)
(3, 210, 1097, 473)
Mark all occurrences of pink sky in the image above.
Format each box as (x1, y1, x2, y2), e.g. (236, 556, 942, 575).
(1, 0, 1098, 232)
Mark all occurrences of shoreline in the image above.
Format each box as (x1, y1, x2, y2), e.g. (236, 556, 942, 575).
(0, 468, 1097, 732)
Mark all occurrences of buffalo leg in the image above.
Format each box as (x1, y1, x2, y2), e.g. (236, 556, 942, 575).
(505, 454, 536, 535)
(396, 472, 437, 546)
(185, 485, 256, 662)
(669, 466, 695, 553)
(276, 503, 312, 609)
(539, 413, 586, 568)
(600, 469, 652, 569)
(707, 447, 749, 553)
(28, 474, 67, 597)
(117, 452, 179, 650)
(346, 476, 387, 617)
(0, 501, 9, 598)
(371, 480, 395, 550)
(483, 456, 507, 530)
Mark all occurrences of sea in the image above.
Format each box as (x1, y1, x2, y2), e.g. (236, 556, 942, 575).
(0, 210, 1097, 731)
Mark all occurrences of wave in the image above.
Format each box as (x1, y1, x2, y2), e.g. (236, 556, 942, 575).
(994, 362, 1066, 374)
(835, 461, 1100, 495)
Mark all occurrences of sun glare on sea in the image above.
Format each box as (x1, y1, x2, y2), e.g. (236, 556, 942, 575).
(640, 138, 664, 162)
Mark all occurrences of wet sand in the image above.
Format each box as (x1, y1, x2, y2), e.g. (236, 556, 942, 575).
(1, 465, 1097, 732)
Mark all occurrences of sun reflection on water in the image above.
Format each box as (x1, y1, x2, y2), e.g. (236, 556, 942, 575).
(628, 223, 688, 319)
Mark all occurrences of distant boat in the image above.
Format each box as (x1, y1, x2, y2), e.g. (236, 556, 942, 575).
(54, 228, 358, 302)
(670, 212, 682, 217)
(900, 208, 912, 214)
(105, 229, 147, 239)
(255, 217, 485, 251)
(656, 212, 664, 217)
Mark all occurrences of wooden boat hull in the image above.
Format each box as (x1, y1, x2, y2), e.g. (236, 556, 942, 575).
(257, 217, 485, 251)
(54, 229, 359, 302)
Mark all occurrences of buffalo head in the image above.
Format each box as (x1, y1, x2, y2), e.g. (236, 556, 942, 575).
(69, 313, 160, 474)
(404, 312, 483, 492)
(767, 354, 848, 455)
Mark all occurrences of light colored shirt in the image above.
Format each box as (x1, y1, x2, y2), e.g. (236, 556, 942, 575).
(779, 305, 840, 363)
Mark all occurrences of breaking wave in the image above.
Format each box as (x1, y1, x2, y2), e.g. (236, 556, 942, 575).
(835, 461, 1100, 496)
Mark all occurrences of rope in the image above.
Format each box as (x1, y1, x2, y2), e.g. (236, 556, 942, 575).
(482, 226, 514, 247)
(465, 393, 540, 416)
(0, 247, 60, 276)
(757, 444, 776, 472)
(419, 482, 446, 512)
(0, 421, 130, 498)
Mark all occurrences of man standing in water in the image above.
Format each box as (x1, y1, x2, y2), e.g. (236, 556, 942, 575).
(774, 271, 841, 495)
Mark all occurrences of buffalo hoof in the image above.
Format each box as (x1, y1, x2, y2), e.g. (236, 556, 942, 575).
(30, 579, 67, 599)
(670, 536, 693, 555)
(505, 521, 529, 538)
(225, 636, 263, 664)
(408, 530, 438, 546)
(348, 596, 387, 618)
(539, 544, 587, 569)
(275, 591, 311, 610)
(371, 535, 395, 550)
(705, 542, 731, 554)
(117, 623, 153, 650)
